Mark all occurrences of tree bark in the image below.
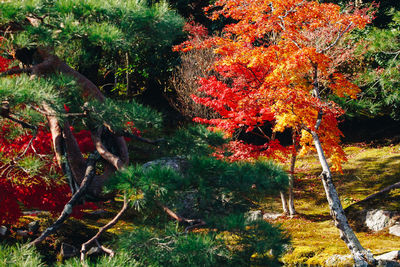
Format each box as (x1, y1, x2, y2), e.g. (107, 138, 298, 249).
(42, 103, 64, 168)
(29, 152, 99, 246)
(288, 150, 296, 216)
(280, 192, 289, 214)
(311, 131, 375, 266)
(309, 64, 375, 266)
(30, 49, 129, 196)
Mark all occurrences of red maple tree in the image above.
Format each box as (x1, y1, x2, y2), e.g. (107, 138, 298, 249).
(175, 0, 375, 264)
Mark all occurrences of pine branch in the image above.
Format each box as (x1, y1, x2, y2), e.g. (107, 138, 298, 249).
(0, 68, 32, 77)
(92, 127, 125, 170)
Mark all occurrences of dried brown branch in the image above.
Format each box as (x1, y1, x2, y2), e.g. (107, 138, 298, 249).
(80, 195, 129, 263)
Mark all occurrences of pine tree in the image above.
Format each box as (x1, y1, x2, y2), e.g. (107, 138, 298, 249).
(0, 0, 290, 264)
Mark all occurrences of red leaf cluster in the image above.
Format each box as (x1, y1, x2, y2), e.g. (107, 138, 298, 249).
(0, 122, 97, 225)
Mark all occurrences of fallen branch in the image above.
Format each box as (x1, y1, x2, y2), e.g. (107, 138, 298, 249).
(80, 194, 129, 263)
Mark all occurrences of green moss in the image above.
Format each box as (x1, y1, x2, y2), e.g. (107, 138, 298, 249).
(276, 143, 400, 265)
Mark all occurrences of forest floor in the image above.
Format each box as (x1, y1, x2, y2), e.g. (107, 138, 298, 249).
(264, 141, 400, 265)
(3, 140, 400, 266)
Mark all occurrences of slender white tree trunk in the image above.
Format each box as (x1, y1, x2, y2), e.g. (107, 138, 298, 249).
(311, 131, 375, 266)
(309, 64, 375, 266)
(280, 191, 289, 214)
(288, 151, 296, 216)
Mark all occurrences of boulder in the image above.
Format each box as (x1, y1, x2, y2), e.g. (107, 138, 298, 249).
(143, 157, 197, 218)
(389, 224, 400, 237)
(325, 254, 353, 266)
(375, 250, 400, 261)
(142, 157, 188, 172)
(365, 209, 392, 231)
(377, 260, 400, 267)
(246, 210, 263, 222)
(16, 230, 28, 237)
(87, 246, 103, 256)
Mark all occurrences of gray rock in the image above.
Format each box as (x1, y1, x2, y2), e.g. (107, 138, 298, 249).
(262, 212, 283, 220)
(0, 226, 7, 236)
(142, 157, 188, 172)
(389, 224, 400, 237)
(365, 209, 392, 231)
(325, 254, 353, 266)
(376, 251, 400, 261)
(28, 221, 40, 233)
(60, 243, 78, 259)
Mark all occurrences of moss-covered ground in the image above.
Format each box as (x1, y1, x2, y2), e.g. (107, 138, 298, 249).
(266, 142, 400, 265)
(3, 142, 400, 266)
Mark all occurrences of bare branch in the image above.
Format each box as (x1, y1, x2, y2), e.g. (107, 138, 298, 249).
(4, 114, 37, 130)
(81, 194, 129, 262)
(29, 152, 100, 246)
(318, 22, 353, 53)
(0, 67, 32, 77)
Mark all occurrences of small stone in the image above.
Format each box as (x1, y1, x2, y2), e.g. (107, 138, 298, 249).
(262, 212, 283, 220)
(60, 243, 78, 259)
(389, 224, 400, 237)
(28, 221, 40, 233)
(0, 226, 7, 236)
(375, 250, 400, 261)
(246, 210, 263, 222)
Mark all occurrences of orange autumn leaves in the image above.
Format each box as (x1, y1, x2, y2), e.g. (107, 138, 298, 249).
(176, 0, 372, 172)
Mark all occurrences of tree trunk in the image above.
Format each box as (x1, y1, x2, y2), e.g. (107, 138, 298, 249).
(309, 63, 374, 265)
(288, 150, 296, 216)
(280, 191, 289, 214)
(311, 131, 375, 266)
